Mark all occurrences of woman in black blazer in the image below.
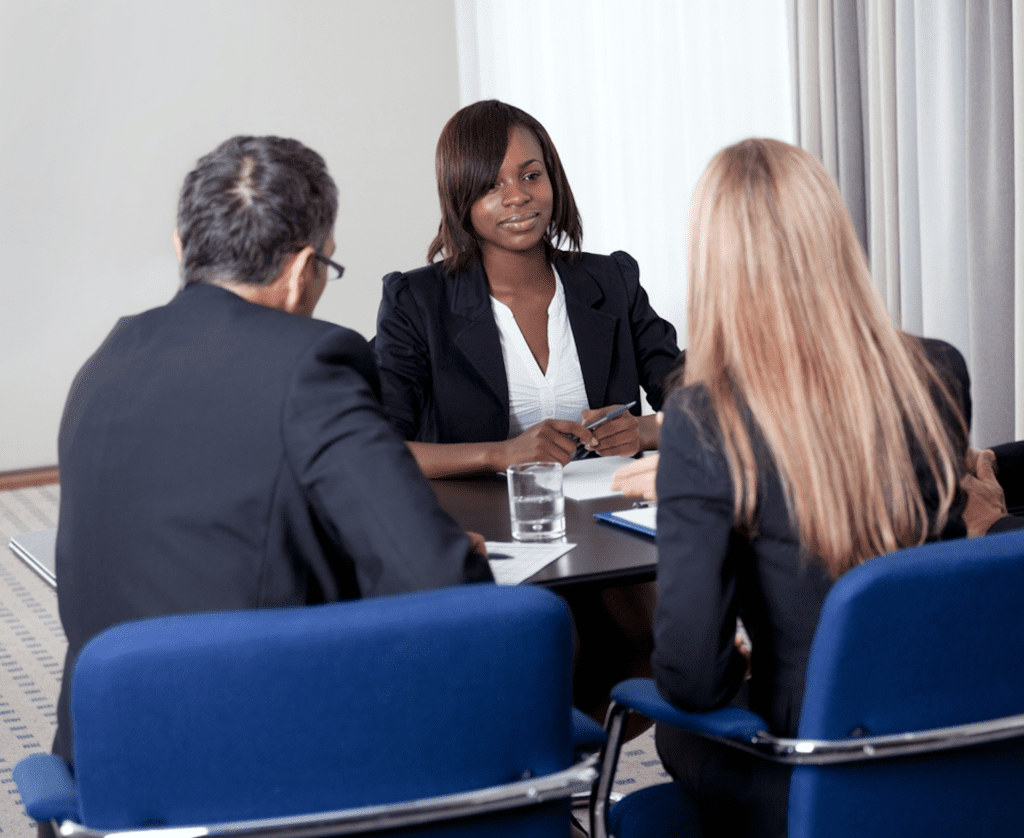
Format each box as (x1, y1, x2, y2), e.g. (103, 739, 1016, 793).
(375, 100, 680, 479)
(617, 139, 971, 838)
(375, 100, 679, 715)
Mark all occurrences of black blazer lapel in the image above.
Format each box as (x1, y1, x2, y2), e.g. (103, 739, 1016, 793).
(447, 262, 510, 433)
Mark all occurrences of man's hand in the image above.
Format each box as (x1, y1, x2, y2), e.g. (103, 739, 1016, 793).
(467, 531, 488, 558)
(962, 447, 1008, 537)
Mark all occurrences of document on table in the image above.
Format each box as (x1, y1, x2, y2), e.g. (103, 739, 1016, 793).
(561, 455, 641, 500)
(485, 541, 576, 585)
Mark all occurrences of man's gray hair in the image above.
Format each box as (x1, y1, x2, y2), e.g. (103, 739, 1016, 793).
(176, 136, 338, 287)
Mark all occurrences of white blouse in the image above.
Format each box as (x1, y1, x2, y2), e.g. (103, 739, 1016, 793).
(490, 269, 591, 438)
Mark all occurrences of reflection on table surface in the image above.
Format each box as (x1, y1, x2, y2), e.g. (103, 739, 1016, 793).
(430, 474, 657, 589)
(9, 476, 659, 592)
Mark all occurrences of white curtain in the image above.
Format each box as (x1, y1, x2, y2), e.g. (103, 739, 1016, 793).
(455, 0, 795, 350)
(792, 0, 1022, 446)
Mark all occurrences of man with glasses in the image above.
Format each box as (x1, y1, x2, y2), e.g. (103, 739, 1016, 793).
(50, 136, 490, 778)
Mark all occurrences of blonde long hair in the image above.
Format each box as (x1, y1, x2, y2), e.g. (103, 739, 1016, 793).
(684, 139, 963, 577)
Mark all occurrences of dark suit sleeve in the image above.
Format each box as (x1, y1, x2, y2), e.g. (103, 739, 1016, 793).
(375, 272, 430, 441)
(919, 336, 971, 435)
(985, 513, 1024, 533)
(652, 396, 748, 711)
(991, 440, 1024, 518)
(611, 251, 680, 411)
(284, 328, 491, 595)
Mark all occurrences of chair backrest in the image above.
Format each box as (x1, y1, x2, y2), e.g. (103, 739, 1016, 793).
(70, 583, 574, 836)
(789, 530, 1024, 838)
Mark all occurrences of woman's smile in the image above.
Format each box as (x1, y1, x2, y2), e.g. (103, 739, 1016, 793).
(499, 211, 542, 230)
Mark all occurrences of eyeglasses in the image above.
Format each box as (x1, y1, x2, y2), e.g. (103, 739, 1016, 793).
(313, 251, 345, 281)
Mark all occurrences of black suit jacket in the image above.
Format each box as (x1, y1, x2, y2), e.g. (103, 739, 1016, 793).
(652, 337, 971, 739)
(374, 251, 680, 442)
(651, 337, 1022, 838)
(54, 282, 487, 761)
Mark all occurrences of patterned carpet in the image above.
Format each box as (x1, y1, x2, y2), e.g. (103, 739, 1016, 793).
(0, 484, 669, 836)
(0, 486, 62, 838)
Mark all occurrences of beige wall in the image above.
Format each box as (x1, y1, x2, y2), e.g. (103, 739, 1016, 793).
(0, 0, 460, 471)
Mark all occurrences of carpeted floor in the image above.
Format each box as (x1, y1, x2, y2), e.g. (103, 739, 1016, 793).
(0, 484, 669, 836)
(0, 486, 63, 838)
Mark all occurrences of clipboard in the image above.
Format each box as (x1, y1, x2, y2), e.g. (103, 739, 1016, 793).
(593, 505, 656, 538)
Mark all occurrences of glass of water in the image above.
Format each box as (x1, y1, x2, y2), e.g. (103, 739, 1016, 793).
(506, 461, 566, 541)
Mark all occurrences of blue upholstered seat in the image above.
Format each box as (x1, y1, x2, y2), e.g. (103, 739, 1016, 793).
(591, 529, 1024, 838)
(15, 583, 598, 837)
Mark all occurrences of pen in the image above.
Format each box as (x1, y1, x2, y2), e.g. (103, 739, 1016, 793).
(569, 401, 640, 461)
(584, 400, 638, 431)
(488, 552, 514, 559)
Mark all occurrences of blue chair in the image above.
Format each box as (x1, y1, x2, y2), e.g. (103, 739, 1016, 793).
(15, 583, 600, 838)
(590, 530, 1024, 838)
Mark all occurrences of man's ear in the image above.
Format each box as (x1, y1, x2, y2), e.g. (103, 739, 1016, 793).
(173, 229, 183, 262)
(282, 246, 318, 315)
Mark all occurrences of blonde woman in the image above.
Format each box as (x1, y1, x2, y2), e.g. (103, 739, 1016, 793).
(647, 139, 972, 837)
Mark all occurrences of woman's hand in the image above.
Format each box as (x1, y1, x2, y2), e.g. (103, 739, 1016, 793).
(582, 404, 641, 457)
(498, 419, 596, 469)
(962, 447, 1008, 537)
(611, 454, 660, 501)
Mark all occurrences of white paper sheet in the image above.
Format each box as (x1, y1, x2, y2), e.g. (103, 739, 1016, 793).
(560, 456, 638, 500)
(485, 541, 576, 585)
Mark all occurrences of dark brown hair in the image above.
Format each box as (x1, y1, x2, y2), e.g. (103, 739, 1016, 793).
(428, 100, 582, 272)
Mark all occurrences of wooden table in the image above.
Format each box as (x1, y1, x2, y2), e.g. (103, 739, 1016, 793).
(11, 477, 659, 593)
(430, 475, 657, 590)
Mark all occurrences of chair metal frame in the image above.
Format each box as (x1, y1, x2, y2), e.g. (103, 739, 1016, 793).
(25, 754, 598, 838)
